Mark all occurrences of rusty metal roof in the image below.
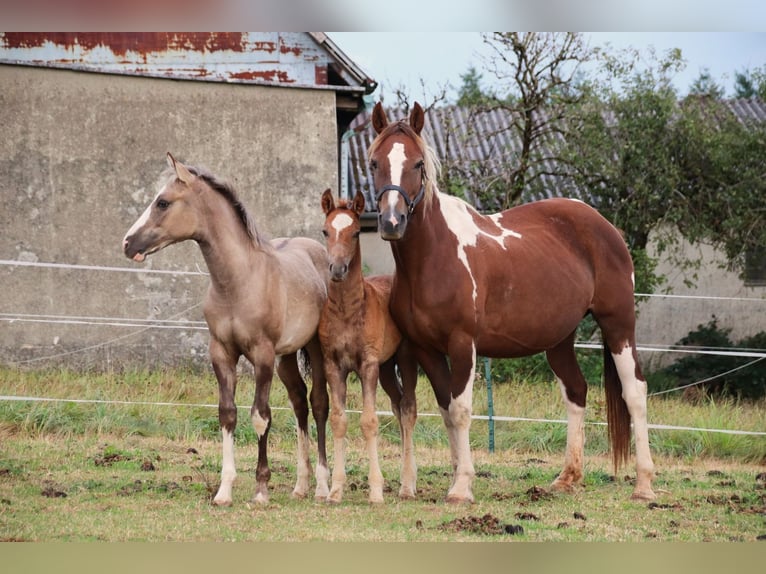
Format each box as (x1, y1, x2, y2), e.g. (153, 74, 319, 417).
(0, 32, 377, 93)
(347, 98, 766, 213)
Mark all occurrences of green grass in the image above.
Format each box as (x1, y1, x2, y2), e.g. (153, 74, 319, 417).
(0, 365, 764, 541)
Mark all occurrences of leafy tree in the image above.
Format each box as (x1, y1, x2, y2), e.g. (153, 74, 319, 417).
(456, 66, 495, 107)
(734, 66, 766, 99)
(688, 68, 725, 98)
(557, 47, 766, 287)
(444, 38, 765, 290)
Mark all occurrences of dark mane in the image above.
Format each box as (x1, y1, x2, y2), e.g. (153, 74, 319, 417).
(184, 165, 263, 245)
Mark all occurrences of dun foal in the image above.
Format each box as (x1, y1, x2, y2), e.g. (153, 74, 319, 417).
(318, 189, 418, 503)
(123, 153, 331, 505)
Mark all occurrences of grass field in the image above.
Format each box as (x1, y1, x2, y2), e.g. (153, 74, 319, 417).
(0, 366, 764, 542)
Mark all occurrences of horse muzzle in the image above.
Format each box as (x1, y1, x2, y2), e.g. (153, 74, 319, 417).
(329, 261, 350, 282)
(378, 209, 407, 241)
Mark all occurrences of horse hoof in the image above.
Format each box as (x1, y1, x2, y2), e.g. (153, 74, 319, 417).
(398, 490, 417, 501)
(631, 489, 657, 502)
(326, 494, 342, 505)
(445, 493, 474, 505)
(291, 489, 308, 500)
(212, 497, 232, 507)
(251, 492, 269, 505)
(550, 480, 575, 494)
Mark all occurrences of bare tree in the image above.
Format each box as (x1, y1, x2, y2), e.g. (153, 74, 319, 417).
(446, 33, 594, 209)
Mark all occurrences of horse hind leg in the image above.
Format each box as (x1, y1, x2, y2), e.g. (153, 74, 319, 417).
(605, 338, 656, 501)
(304, 337, 331, 500)
(276, 353, 312, 499)
(545, 332, 587, 493)
(381, 346, 418, 500)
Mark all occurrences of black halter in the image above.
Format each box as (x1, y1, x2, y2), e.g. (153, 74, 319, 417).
(375, 184, 425, 216)
(374, 166, 427, 216)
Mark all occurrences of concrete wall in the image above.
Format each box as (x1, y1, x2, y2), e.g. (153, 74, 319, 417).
(0, 65, 339, 368)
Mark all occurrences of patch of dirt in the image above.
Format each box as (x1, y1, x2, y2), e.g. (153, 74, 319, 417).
(525, 486, 553, 502)
(439, 513, 523, 536)
(93, 451, 132, 467)
(647, 502, 684, 511)
(514, 512, 539, 521)
(41, 480, 67, 498)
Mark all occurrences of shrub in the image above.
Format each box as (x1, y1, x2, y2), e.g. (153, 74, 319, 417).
(657, 317, 766, 401)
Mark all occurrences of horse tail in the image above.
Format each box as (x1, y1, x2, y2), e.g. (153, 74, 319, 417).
(603, 342, 631, 474)
(298, 347, 312, 379)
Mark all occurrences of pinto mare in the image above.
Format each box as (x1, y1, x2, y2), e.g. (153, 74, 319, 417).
(122, 153, 331, 505)
(368, 102, 656, 503)
(318, 189, 418, 504)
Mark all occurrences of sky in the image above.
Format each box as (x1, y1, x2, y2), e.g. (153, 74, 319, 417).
(330, 32, 766, 102)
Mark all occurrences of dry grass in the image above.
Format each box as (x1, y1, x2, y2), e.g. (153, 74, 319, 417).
(0, 365, 764, 542)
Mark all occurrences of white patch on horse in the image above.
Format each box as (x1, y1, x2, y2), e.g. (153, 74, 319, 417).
(330, 212, 354, 237)
(251, 409, 269, 438)
(124, 187, 163, 241)
(443, 341, 477, 501)
(556, 376, 585, 473)
(381, 142, 407, 219)
(612, 343, 654, 488)
(213, 427, 236, 505)
(439, 194, 522, 304)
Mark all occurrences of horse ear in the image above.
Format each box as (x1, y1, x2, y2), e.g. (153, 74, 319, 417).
(167, 152, 194, 185)
(352, 191, 366, 216)
(409, 102, 425, 134)
(321, 188, 335, 215)
(372, 102, 389, 134)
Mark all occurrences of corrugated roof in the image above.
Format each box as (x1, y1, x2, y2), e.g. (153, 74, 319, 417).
(347, 98, 766, 213)
(0, 32, 377, 93)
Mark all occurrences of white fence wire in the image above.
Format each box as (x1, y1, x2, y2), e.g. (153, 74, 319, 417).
(1, 258, 764, 438)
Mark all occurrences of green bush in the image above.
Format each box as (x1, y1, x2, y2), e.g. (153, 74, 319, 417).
(657, 317, 766, 400)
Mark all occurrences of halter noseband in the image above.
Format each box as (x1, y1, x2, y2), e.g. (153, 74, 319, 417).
(374, 166, 427, 216)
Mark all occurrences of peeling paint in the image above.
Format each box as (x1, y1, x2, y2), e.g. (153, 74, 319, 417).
(0, 32, 372, 90)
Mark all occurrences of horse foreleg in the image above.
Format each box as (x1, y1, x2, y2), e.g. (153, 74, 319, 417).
(249, 351, 275, 505)
(326, 362, 348, 504)
(418, 344, 474, 504)
(210, 344, 238, 507)
(276, 354, 311, 499)
(306, 337, 330, 500)
(360, 360, 384, 504)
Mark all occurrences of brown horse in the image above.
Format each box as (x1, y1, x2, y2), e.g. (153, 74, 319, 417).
(318, 189, 418, 503)
(368, 102, 656, 503)
(123, 153, 330, 505)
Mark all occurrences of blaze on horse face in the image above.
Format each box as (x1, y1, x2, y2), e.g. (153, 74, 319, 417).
(370, 102, 427, 241)
(321, 188, 365, 282)
(122, 153, 198, 262)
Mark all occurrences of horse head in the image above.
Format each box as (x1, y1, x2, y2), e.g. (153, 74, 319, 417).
(370, 102, 429, 241)
(123, 152, 201, 262)
(321, 188, 365, 282)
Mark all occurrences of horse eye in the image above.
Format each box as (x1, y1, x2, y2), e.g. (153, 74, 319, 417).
(415, 160, 424, 169)
(321, 229, 329, 238)
(156, 199, 170, 210)
(369, 160, 378, 171)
